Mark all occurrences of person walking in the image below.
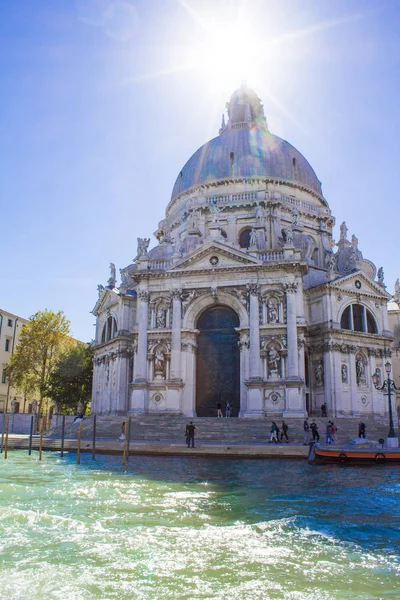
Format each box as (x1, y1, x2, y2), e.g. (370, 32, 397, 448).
(280, 420, 289, 443)
(225, 402, 231, 418)
(325, 421, 333, 445)
(303, 418, 310, 445)
(269, 421, 278, 443)
(216, 401, 223, 418)
(358, 421, 366, 439)
(310, 420, 320, 441)
(185, 421, 196, 448)
(331, 421, 337, 443)
(321, 403, 327, 417)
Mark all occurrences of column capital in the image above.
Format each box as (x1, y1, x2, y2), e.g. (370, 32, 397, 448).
(284, 282, 298, 294)
(171, 288, 183, 300)
(138, 290, 149, 302)
(247, 283, 260, 296)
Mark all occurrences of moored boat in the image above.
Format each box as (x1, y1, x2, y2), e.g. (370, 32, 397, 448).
(308, 438, 400, 465)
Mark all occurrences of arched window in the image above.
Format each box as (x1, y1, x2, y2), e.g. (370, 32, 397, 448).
(239, 228, 252, 249)
(340, 304, 377, 334)
(101, 316, 117, 342)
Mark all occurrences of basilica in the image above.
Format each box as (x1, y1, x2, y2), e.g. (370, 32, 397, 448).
(91, 83, 392, 419)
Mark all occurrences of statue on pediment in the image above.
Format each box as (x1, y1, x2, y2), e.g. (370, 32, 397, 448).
(137, 238, 150, 258)
(97, 284, 105, 297)
(340, 221, 348, 241)
(377, 267, 384, 286)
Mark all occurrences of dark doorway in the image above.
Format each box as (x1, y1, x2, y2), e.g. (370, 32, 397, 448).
(196, 306, 240, 417)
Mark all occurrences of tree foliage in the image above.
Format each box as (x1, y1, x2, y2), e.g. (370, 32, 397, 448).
(46, 344, 93, 414)
(5, 309, 73, 411)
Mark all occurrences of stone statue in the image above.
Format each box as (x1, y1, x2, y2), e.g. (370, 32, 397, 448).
(283, 227, 293, 243)
(154, 350, 165, 377)
(327, 253, 336, 272)
(156, 308, 166, 329)
(120, 269, 132, 288)
(209, 202, 221, 223)
(109, 263, 116, 282)
(341, 364, 348, 383)
(377, 267, 384, 286)
(351, 234, 358, 251)
(267, 300, 278, 323)
(356, 358, 364, 382)
(249, 228, 258, 248)
(395, 278, 400, 298)
(182, 290, 197, 312)
(291, 207, 299, 227)
(315, 362, 324, 386)
(340, 221, 348, 241)
(255, 202, 265, 222)
(137, 237, 150, 258)
(97, 284, 105, 297)
(268, 347, 280, 373)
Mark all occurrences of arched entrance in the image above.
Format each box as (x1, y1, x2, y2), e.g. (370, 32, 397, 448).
(196, 306, 240, 417)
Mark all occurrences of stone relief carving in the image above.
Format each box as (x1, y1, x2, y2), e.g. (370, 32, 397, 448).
(182, 290, 198, 314)
(341, 364, 348, 383)
(238, 333, 250, 351)
(138, 290, 149, 302)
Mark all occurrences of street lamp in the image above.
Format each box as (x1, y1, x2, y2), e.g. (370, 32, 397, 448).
(372, 361, 398, 446)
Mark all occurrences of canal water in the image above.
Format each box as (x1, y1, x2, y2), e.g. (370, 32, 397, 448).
(0, 452, 399, 599)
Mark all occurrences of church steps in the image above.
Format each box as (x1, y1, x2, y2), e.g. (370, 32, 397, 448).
(46, 415, 391, 445)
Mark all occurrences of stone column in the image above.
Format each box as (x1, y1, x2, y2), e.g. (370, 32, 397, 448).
(285, 283, 299, 378)
(135, 290, 149, 381)
(248, 284, 261, 379)
(170, 289, 182, 380)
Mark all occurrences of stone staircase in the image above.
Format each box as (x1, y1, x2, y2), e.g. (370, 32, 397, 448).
(46, 414, 392, 445)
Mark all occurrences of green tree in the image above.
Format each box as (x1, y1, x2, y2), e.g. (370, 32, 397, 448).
(5, 309, 73, 414)
(47, 344, 93, 414)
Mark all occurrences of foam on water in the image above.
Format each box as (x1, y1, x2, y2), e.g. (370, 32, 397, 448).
(0, 451, 399, 599)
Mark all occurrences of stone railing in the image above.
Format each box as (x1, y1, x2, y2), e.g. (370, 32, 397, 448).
(147, 260, 173, 271)
(258, 251, 285, 262)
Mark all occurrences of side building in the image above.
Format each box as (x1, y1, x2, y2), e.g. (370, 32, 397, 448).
(0, 309, 31, 413)
(91, 84, 394, 421)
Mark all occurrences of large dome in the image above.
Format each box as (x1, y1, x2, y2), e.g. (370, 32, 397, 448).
(171, 85, 322, 200)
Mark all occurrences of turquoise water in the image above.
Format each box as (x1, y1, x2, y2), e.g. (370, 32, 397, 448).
(0, 452, 399, 599)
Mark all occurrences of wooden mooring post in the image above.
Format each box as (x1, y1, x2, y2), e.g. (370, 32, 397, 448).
(4, 414, 10, 459)
(77, 421, 82, 464)
(28, 415, 34, 455)
(126, 416, 131, 462)
(122, 421, 128, 465)
(0, 412, 5, 454)
(92, 414, 97, 460)
(60, 415, 66, 457)
(39, 417, 44, 461)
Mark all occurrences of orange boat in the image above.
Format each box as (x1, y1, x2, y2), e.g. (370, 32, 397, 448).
(308, 438, 400, 465)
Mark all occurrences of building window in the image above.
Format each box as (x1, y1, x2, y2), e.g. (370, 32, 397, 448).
(5, 339, 10, 352)
(238, 228, 252, 249)
(1, 370, 6, 384)
(7, 319, 12, 327)
(340, 304, 377, 334)
(101, 316, 117, 342)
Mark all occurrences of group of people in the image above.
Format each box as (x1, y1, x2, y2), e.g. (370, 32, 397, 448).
(302, 418, 337, 445)
(268, 420, 289, 443)
(216, 402, 231, 418)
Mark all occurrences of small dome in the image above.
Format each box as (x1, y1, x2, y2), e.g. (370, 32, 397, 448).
(171, 85, 322, 200)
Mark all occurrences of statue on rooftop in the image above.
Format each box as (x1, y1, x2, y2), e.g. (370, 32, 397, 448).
(137, 238, 150, 258)
(340, 221, 348, 241)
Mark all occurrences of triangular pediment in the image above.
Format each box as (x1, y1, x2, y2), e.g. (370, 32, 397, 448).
(170, 241, 263, 272)
(329, 271, 391, 300)
(92, 288, 121, 316)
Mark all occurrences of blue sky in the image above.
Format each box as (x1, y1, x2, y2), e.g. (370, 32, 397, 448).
(1, 0, 400, 341)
